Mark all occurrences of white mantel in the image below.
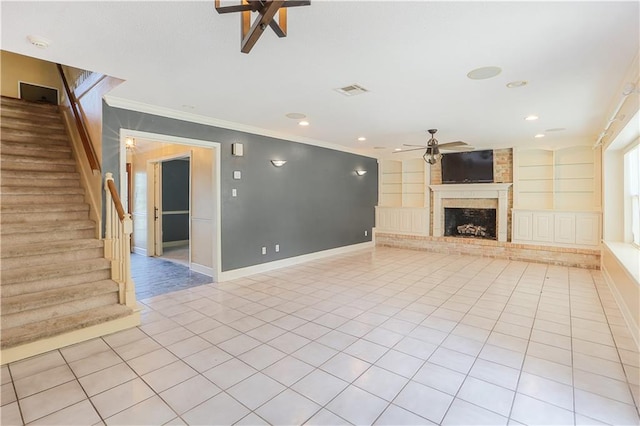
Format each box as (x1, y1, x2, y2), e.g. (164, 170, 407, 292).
(430, 183, 512, 242)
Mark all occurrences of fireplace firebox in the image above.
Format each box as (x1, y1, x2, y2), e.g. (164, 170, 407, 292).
(444, 208, 497, 240)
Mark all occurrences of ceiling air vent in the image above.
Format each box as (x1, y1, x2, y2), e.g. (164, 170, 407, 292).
(334, 84, 369, 97)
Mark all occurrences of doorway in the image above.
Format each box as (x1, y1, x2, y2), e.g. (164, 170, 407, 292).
(121, 130, 221, 282)
(149, 155, 191, 266)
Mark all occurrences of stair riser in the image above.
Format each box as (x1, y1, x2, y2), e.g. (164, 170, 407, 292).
(1, 194, 84, 204)
(1, 281, 119, 315)
(0, 228, 95, 246)
(1, 247, 104, 270)
(1, 186, 84, 195)
(0, 146, 72, 160)
(0, 128, 68, 142)
(1, 162, 76, 173)
(1, 141, 71, 153)
(1, 210, 88, 224)
(2, 293, 119, 329)
(1, 239, 102, 259)
(0, 177, 80, 188)
(1, 269, 112, 297)
(0, 108, 62, 120)
(1, 99, 60, 113)
(0, 171, 80, 181)
(1, 121, 66, 134)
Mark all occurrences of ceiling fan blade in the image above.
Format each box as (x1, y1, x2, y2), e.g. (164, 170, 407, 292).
(438, 141, 468, 149)
(403, 144, 427, 148)
(394, 147, 427, 153)
(442, 146, 475, 152)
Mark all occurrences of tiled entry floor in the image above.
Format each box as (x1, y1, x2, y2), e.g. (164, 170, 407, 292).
(131, 252, 212, 300)
(2, 247, 639, 425)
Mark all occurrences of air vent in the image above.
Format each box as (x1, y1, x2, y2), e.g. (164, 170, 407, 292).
(334, 84, 369, 97)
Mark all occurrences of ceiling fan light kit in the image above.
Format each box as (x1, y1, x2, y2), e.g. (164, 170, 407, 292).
(395, 128, 472, 164)
(215, 0, 311, 54)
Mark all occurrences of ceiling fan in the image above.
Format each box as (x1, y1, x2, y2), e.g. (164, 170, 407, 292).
(394, 129, 473, 164)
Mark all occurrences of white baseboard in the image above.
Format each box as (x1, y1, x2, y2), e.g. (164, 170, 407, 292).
(163, 240, 189, 248)
(133, 247, 147, 256)
(191, 262, 214, 278)
(218, 242, 374, 282)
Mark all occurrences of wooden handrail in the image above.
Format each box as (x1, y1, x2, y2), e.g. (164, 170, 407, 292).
(106, 178, 126, 221)
(56, 63, 101, 173)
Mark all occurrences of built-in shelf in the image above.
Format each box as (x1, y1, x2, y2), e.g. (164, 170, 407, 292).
(377, 158, 430, 235)
(513, 146, 601, 211)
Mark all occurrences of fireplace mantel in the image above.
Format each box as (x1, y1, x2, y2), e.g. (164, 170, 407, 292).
(430, 183, 512, 241)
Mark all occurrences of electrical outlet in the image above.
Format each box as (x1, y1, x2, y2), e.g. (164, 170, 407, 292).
(261, 247, 266, 255)
(275, 244, 280, 252)
(364, 230, 368, 236)
(232, 188, 237, 197)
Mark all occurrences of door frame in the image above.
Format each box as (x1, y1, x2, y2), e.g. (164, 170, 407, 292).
(119, 129, 221, 282)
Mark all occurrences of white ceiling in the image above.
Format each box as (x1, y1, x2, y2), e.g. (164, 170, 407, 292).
(2, 1, 638, 158)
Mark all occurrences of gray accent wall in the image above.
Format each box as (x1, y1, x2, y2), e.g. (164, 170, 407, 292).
(102, 102, 378, 272)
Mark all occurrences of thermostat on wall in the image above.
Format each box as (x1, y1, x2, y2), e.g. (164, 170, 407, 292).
(233, 170, 242, 180)
(232, 143, 244, 156)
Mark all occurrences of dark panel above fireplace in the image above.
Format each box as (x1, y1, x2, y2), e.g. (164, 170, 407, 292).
(444, 208, 497, 240)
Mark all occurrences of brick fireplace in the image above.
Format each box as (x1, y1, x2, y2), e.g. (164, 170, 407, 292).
(430, 183, 512, 242)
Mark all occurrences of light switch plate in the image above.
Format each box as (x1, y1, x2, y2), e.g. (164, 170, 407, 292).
(232, 143, 244, 156)
(232, 189, 237, 197)
(233, 170, 241, 180)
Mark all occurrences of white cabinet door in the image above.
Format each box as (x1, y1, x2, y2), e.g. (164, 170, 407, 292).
(554, 214, 576, 244)
(411, 209, 429, 234)
(575, 213, 600, 246)
(399, 210, 413, 232)
(513, 212, 533, 241)
(532, 212, 554, 242)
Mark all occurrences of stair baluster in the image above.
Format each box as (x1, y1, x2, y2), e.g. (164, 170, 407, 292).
(104, 173, 136, 308)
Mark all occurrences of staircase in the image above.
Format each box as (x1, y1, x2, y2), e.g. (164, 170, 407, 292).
(0, 96, 133, 350)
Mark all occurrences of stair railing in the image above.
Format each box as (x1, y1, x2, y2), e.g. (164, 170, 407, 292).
(57, 63, 101, 174)
(104, 173, 136, 308)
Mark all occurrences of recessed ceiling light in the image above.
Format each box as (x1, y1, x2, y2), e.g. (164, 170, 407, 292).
(534, 133, 545, 138)
(525, 115, 539, 121)
(466, 66, 502, 80)
(507, 80, 528, 88)
(545, 127, 566, 132)
(27, 35, 50, 49)
(286, 112, 306, 119)
(298, 120, 309, 126)
(357, 137, 367, 141)
(394, 148, 402, 151)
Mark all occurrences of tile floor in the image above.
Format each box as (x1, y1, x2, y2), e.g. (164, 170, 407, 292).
(131, 251, 212, 300)
(1, 247, 639, 425)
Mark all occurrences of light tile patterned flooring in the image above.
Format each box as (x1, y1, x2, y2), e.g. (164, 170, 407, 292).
(1, 247, 639, 425)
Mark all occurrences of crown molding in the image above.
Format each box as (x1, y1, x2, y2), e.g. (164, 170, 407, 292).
(103, 95, 376, 159)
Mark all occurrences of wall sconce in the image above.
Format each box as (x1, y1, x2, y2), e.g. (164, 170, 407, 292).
(125, 137, 136, 149)
(271, 160, 287, 167)
(355, 170, 367, 176)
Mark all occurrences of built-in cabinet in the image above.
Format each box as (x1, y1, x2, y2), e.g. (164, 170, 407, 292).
(512, 210, 601, 248)
(512, 146, 602, 248)
(376, 158, 430, 235)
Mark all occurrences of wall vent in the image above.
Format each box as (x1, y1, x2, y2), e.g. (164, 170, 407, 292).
(334, 84, 369, 97)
